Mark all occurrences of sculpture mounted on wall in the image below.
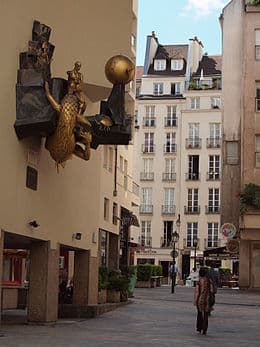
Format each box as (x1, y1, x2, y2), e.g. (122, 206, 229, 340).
(14, 20, 135, 167)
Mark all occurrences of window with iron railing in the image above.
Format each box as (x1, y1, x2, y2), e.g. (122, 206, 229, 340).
(207, 222, 219, 248)
(186, 222, 198, 247)
(140, 220, 152, 247)
(162, 221, 173, 248)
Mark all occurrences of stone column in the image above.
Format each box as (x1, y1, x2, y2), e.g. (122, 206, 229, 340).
(239, 239, 250, 288)
(28, 241, 59, 323)
(0, 231, 4, 320)
(73, 250, 98, 305)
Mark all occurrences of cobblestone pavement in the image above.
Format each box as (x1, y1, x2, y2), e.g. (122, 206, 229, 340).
(0, 285, 260, 347)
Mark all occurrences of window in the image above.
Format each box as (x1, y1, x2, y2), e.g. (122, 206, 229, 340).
(163, 221, 173, 247)
(190, 97, 200, 110)
(186, 222, 198, 247)
(103, 146, 109, 169)
(256, 81, 260, 111)
(226, 141, 239, 165)
(211, 97, 221, 109)
(171, 82, 181, 95)
(140, 221, 152, 247)
(119, 155, 124, 171)
(141, 188, 152, 205)
(165, 106, 177, 127)
(124, 159, 128, 190)
(187, 188, 199, 213)
(113, 203, 118, 225)
(171, 59, 183, 71)
(165, 158, 175, 173)
(165, 133, 176, 153)
(104, 198, 109, 221)
(208, 155, 220, 179)
(188, 123, 200, 147)
(255, 135, 260, 167)
(188, 155, 199, 180)
(154, 59, 166, 71)
(209, 123, 221, 147)
(163, 188, 174, 214)
(26, 166, 38, 191)
(143, 133, 154, 153)
(153, 83, 164, 95)
(100, 230, 108, 266)
(208, 188, 220, 212)
(143, 106, 155, 127)
(255, 30, 260, 60)
(3, 255, 22, 285)
(142, 158, 154, 180)
(207, 223, 219, 248)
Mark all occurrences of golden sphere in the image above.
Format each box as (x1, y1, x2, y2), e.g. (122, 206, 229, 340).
(105, 55, 135, 85)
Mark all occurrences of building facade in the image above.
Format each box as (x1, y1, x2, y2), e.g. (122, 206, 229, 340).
(134, 33, 225, 281)
(221, 0, 260, 289)
(0, 0, 138, 322)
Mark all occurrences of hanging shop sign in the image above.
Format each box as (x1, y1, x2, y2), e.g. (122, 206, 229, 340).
(221, 223, 237, 238)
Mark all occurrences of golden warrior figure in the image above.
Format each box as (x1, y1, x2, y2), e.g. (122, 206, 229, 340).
(45, 62, 92, 168)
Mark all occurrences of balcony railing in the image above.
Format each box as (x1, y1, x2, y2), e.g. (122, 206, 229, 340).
(161, 205, 175, 215)
(185, 172, 200, 181)
(183, 238, 200, 249)
(164, 144, 177, 154)
(140, 172, 154, 181)
(132, 181, 139, 196)
(204, 238, 221, 249)
(139, 204, 153, 214)
(160, 237, 172, 248)
(143, 117, 156, 127)
(142, 144, 155, 154)
(205, 205, 220, 214)
(184, 205, 200, 214)
(206, 138, 221, 148)
(206, 171, 221, 180)
(185, 138, 202, 149)
(164, 117, 178, 127)
(162, 172, 176, 181)
(138, 236, 152, 247)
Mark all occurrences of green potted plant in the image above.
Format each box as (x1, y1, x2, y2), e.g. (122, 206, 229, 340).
(98, 266, 109, 304)
(107, 270, 129, 303)
(136, 264, 153, 288)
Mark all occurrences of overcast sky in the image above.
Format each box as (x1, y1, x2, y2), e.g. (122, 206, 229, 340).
(137, 0, 231, 66)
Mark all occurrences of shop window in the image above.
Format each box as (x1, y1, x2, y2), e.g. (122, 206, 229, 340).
(3, 255, 22, 285)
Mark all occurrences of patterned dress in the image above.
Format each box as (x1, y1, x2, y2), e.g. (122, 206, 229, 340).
(197, 277, 210, 312)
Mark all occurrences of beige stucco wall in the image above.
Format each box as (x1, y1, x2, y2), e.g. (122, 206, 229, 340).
(0, 0, 136, 256)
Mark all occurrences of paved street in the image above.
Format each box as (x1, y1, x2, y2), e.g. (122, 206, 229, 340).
(0, 285, 260, 347)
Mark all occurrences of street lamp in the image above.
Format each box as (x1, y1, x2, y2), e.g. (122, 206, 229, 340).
(171, 214, 181, 294)
(193, 237, 198, 271)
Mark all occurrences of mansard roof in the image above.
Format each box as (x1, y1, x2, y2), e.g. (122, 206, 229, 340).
(193, 54, 222, 77)
(148, 44, 188, 76)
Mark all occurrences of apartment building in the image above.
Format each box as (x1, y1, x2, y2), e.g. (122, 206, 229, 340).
(134, 33, 225, 280)
(0, 0, 138, 322)
(221, 0, 260, 289)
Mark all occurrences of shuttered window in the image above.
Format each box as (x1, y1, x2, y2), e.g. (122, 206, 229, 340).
(255, 135, 260, 167)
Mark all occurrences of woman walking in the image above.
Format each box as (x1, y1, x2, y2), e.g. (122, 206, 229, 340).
(194, 268, 212, 335)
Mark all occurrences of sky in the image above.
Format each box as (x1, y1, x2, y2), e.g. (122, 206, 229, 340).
(137, 0, 231, 66)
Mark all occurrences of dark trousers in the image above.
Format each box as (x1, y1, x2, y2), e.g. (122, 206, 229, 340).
(196, 310, 208, 333)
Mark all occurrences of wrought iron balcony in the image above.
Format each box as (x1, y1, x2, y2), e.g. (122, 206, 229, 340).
(160, 237, 172, 248)
(183, 238, 200, 249)
(142, 144, 155, 154)
(143, 117, 156, 127)
(206, 138, 221, 148)
(139, 204, 153, 215)
(138, 236, 152, 247)
(205, 205, 220, 214)
(162, 172, 176, 181)
(164, 117, 178, 127)
(185, 172, 200, 181)
(184, 205, 200, 214)
(185, 138, 202, 149)
(206, 171, 221, 180)
(161, 205, 175, 215)
(204, 238, 221, 249)
(140, 172, 154, 181)
(164, 144, 177, 154)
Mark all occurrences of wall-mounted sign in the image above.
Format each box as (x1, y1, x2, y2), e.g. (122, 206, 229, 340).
(221, 223, 237, 238)
(226, 239, 239, 254)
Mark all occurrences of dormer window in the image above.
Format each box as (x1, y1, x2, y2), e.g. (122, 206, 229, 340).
(171, 59, 183, 71)
(154, 59, 166, 71)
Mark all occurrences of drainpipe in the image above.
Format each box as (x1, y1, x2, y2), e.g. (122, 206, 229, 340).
(113, 145, 118, 196)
